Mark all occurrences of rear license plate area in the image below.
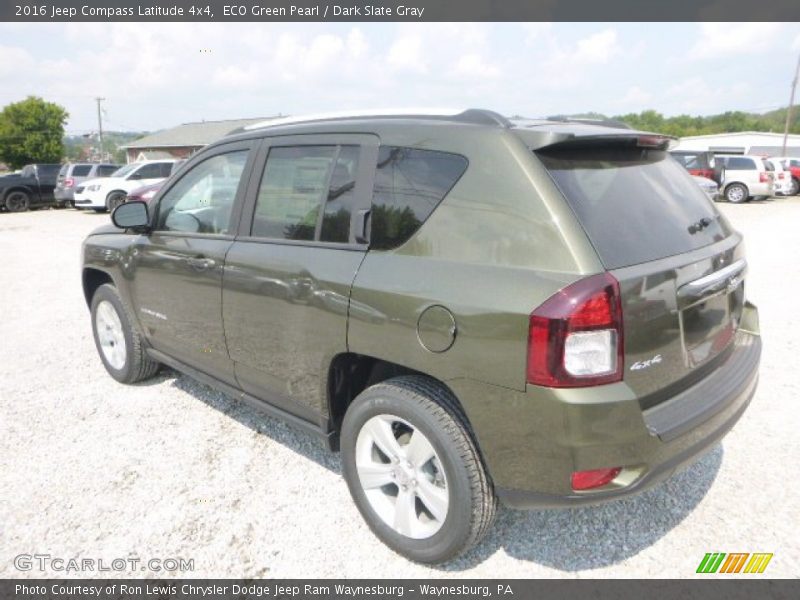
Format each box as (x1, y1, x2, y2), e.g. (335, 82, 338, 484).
(680, 281, 744, 367)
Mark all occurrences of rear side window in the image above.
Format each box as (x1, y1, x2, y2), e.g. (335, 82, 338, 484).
(72, 165, 91, 177)
(38, 165, 61, 178)
(134, 163, 164, 179)
(538, 143, 732, 270)
(370, 147, 467, 250)
(725, 157, 756, 170)
(252, 145, 360, 243)
(96, 165, 118, 177)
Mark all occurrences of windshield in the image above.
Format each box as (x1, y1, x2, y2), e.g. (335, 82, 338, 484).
(537, 143, 733, 269)
(110, 164, 138, 178)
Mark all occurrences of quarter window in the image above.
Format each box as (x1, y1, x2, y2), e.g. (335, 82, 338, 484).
(370, 146, 468, 250)
(72, 165, 91, 177)
(155, 150, 248, 235)
(252, 145, 360, 243)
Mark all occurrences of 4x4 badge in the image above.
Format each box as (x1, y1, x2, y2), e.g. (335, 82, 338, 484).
(630, 354, 663, 371)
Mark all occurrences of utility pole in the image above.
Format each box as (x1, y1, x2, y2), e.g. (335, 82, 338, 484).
(95, 97, 105, 160)
(781, 53, 800, 156)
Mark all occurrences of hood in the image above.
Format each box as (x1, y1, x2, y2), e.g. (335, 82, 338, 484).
(87, 222, 124, 236)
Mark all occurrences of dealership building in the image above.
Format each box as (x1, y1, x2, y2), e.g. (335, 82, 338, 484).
(674, 131, 800, 156)
(120, 117, 277, 163)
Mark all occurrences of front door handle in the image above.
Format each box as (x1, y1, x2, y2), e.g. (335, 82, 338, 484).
(186, 256, 216, 271)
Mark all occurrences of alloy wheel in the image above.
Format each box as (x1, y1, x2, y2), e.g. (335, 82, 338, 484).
(95, 300, 127, 370)
(355, 414, 449, 539)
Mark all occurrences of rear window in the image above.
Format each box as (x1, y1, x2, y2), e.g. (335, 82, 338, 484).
(72, 165, 92, 177)
(537, 143, 732, 270)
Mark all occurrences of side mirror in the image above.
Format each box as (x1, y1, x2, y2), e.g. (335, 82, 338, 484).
(128, 172, 142, 180)
(112, 201, 149, 230)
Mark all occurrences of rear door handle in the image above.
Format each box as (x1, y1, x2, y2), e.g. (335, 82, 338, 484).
(186, 256, 216, 271)
(355, 209, 371, 245)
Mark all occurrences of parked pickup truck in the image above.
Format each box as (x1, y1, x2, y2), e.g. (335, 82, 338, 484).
(0, 163, 62, 212)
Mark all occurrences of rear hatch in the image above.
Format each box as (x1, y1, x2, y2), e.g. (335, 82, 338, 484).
(536, 136, 746, 406)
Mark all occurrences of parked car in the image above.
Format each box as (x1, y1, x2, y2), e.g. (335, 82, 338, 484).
(125, 181, 165, 205)
(0, 163, 61, 212)
(73, 159, 183, 212)
(82, 109, 760, 563)
(692, 175, 719, 201)
(764, 158, 792, 196)
(55, 163, 121, 207)
(769, 156, 800, 195)
(670, 149, 716, 180)
(715, 154, 774, 202)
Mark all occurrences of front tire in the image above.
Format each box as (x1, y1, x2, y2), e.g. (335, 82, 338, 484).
(106, 191, 126, 212)
(5, 191, 30, 212)
(90, 283, 160, 383)
(724, 182, 749, 203)
(341, 376, 497, 564)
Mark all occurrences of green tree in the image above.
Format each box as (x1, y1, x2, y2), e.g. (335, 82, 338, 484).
(0, 96, 68, 168)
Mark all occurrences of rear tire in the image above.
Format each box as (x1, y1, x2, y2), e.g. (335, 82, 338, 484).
(340, 375, 497, 564)
(724, 183, 749, 203)
(90, 283, 160, 384)
(5, 191, 30, 212)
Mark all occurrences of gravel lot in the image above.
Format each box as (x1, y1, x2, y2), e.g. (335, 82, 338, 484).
(1, 200, 799, 578)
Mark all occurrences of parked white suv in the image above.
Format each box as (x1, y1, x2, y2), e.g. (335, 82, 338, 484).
(73, 159, 183, 212)
(716, 154, 774, 203)
(770, 156, 800, 195)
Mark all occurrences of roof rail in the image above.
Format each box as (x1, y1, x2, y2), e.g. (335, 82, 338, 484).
(241, 108, 512, 132)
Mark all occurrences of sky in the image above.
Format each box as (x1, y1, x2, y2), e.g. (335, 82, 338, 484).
(1, 22, 799, 134)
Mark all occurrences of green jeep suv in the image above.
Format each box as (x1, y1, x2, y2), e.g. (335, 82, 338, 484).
(82, 109, 761, 563)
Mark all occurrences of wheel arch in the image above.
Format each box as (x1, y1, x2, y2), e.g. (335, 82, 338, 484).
(82, 267, 115, 307)
(105, 189, 127, 203)
(326, 353, 473, 449)
(2, 186, 33, 201)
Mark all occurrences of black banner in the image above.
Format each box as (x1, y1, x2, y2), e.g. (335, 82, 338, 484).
(2, 0, 800, 22)
(2, 580, 799, 600)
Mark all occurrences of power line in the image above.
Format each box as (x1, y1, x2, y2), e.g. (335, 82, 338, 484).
(782, 53, 800, 155)
(95, 97, 105, 159)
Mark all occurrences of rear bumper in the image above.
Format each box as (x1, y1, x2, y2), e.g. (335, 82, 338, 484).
(450, 330, 761, 509)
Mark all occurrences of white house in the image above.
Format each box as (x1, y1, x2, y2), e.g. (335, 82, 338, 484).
(674, 131, 800, 156)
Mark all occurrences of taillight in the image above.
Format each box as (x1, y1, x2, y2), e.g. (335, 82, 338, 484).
(779, 173, 785, 180)
(572, 467, 622, 491)
(527, 272, 623, 387)
(65, 177, 74, 188)
(759, 173, 769, 183)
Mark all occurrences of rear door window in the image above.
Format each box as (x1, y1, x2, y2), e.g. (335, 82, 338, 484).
(537, 143, 732, 269)
(252, 145, 360, 243)
(370, 147, 467, 250)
